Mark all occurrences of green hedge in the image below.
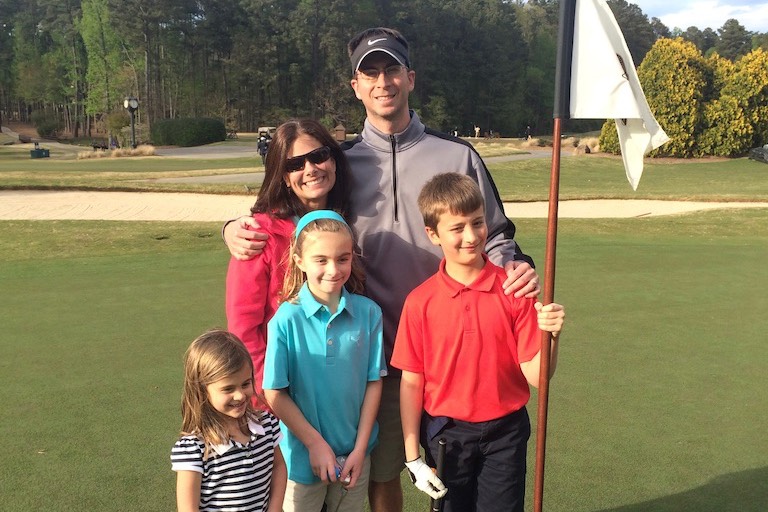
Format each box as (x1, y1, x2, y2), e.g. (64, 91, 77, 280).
(150, 118, 226, 147)
(31, 110, 63, 139)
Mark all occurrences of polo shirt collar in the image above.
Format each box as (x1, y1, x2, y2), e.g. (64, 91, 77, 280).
(297, 283, 355, 318)
(437, 254, 496, 297)
(209, 418, 266, 456)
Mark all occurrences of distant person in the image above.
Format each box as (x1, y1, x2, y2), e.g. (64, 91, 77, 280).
(223, 27, 540, 512)
(226, 119, 352, 397)
(474, 124, 480, 138)
(391, 173, 565, 512)
(525, 125, 532, 140)
(263, 210, 385, 512)
(257, 136, 270, 164)
(171, 330, 286, 512)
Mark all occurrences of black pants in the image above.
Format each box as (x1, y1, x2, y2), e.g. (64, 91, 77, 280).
(422, 408, 530, 512)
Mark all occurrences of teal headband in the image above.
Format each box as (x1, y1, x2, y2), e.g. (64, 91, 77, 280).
(295, 210, 348, 238)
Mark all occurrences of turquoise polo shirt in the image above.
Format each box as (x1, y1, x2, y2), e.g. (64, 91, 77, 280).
(263, 284, 386, 484)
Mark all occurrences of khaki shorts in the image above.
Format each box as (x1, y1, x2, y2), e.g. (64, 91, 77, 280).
(369, 376, 405, 482)
(283, 456, 370, 512)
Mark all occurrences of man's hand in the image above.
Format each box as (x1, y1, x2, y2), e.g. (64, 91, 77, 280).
(405, 457, 447, 499)
(503, 260, 540, 298)
(223, 216, 268, 261)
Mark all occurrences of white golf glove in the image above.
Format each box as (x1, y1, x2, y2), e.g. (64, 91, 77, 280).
(405, 457, 447, 499)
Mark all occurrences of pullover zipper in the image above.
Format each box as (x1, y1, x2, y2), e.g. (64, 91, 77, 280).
(390, 135, 398, 222)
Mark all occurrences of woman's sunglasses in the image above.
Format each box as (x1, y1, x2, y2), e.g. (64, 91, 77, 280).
(284, 146, 332, 173)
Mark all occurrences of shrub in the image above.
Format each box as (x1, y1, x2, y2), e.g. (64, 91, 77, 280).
(724, 48, 768, 148)
(599, 120, 619, 154)
(698, 96, 752, 156)
(600, 38, 706, 158)
(150, 118, 226, 147)
(31, 110, 63, 139)
(106, 111, 130, 137)
(77, 144, 156, 159)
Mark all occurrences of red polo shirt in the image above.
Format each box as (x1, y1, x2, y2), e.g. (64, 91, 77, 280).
(391, 256, 541, 422)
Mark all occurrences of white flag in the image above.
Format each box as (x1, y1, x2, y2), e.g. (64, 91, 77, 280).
(570, 0, 670, 190)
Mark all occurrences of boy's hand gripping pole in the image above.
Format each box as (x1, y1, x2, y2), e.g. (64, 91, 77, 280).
(430, 438, 447, 512)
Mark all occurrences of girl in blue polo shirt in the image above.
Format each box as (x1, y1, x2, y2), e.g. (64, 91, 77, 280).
(263, 210, 386, 512)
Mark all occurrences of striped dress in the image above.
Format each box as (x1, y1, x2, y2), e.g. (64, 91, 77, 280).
(171, 412, 282, 511)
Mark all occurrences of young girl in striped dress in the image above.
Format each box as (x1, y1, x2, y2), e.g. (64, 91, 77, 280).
(171, 330, 286, 512)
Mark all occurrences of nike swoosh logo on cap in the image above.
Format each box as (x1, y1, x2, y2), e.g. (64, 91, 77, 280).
(367, 38, 386, 45)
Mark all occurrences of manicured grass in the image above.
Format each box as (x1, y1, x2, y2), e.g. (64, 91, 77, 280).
(2, 210, 767, 511)
(490, 155, 768, 202)
(3, 139, 768, 201)
(0, 146, 261, 193)
(518, 210, 768, 511)
(0, 221, 227, 511)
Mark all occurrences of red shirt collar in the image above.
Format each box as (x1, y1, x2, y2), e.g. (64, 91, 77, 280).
(437, 254, 497, 297)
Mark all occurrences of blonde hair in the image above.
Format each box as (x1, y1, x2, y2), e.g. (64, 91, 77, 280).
(417, 172, 485, 231)
(180, 330, 262, 455)
(280, 218, 365, 303)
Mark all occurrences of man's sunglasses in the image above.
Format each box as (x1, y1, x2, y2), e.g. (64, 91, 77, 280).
(284, 146, 332, 173)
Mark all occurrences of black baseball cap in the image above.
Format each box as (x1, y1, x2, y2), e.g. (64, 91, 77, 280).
(350, 35, 410, 72)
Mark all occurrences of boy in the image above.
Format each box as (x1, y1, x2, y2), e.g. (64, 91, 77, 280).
(390, 173, 565, 512)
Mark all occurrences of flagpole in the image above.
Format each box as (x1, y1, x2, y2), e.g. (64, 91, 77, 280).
(534, 1, 576, 511)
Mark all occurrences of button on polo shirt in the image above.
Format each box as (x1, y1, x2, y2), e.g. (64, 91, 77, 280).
(263, 283, 386, 484)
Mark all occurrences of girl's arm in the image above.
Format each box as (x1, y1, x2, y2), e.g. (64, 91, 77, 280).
(341, 379, 383, 488)
(264, 388, 338, 482)
(176, 470, 202, 512)
(520, 302, 565, 387)
(267, 446, 287, 512)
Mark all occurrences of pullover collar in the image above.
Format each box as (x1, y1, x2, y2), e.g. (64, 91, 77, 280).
(360, 110, 426, 152)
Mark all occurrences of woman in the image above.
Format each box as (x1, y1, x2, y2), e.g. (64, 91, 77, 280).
(226, 119, 353, 395)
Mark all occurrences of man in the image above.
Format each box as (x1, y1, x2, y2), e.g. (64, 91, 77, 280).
(224, 27, 540, 512)
(257, 135, 269, 164)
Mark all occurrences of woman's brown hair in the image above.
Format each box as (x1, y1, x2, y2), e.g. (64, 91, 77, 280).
(251, 118, 352, 219)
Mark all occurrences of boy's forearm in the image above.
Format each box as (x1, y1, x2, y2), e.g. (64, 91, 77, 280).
(352, 380, 383, 453)
(549, 335, 560, 377)
(521, 335, 561, 387)
(399, 371, 425, 461)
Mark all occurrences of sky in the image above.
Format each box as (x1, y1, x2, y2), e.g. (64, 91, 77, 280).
(631, 0, 768, 32)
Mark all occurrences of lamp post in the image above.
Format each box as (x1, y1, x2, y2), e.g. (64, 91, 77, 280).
(123, 97, 139, 149)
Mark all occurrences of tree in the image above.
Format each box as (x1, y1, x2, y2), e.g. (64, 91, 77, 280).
(514, 0, 560, 134)
(79, 0, 124, 116)
(649, 17, 670, 40)
(12, 1, 66, 110)
(601, 38, 706, 157)
(607, 0, 656, 65)
(715, 19, 752, 60)
(701, 28, 718, 55)
(723, 49, 768, 148)
(697, 55, 748, 156)
(682, 26, 704, 50)
(753, 33, 768, 51)
(0, 0, 21, 120)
